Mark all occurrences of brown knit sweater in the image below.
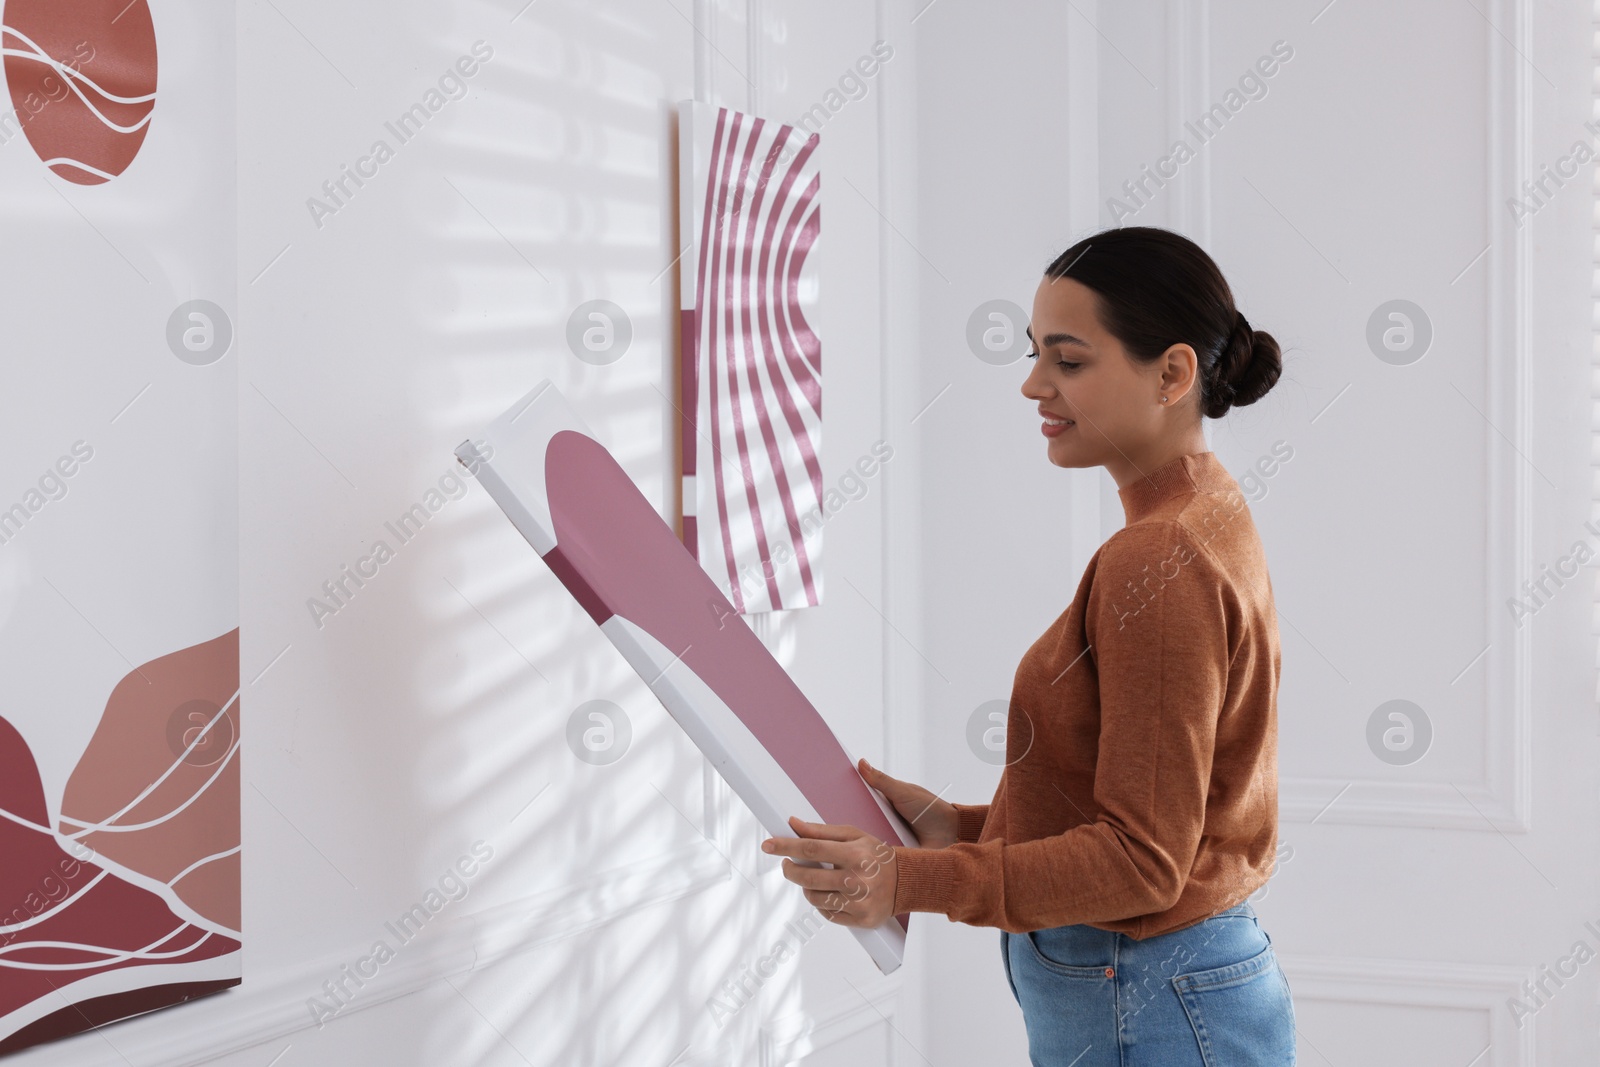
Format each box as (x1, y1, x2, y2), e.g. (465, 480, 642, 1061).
(891, 450, 1281, 938)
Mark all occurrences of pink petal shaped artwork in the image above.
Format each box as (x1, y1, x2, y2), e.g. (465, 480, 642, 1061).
(457, 381, 911, 974)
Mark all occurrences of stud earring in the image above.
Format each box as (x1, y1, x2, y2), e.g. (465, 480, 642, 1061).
(1160, 396, 1168, 403)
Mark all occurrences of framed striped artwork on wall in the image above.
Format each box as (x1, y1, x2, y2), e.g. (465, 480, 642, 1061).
(677, 100, 823, 615)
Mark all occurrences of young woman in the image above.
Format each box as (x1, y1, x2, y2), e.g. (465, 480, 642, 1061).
(763, 226, 1294, 1065)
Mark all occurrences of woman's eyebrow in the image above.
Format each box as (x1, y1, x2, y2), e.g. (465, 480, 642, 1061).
(1026, 325, 1093, 349)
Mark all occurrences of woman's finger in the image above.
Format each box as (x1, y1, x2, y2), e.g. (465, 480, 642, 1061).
(782, 858, 845, 891)
(787, 816, 860, 842)
(862, 759, 901, 786)
(803, 886, 852, 913)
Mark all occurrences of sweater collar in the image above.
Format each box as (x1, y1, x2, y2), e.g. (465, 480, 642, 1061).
(1116, 450, 1236, 524)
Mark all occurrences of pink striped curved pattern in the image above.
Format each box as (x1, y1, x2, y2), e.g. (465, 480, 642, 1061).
(679, 100, 822, 615)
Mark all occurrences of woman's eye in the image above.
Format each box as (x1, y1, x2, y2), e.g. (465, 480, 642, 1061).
(1057, 361, 1080, 370)
(1024, 350, 1038, 360)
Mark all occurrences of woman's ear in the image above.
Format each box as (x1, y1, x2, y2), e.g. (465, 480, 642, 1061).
(1159, 342, 1199, 404)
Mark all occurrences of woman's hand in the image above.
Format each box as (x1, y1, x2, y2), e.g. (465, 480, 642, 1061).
(762, 816, 898, 929)
(859, 757, 959, 849)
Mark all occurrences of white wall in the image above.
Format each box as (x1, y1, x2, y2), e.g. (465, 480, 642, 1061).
(223, 2, 907, 1066)
(8, 1, 922, 1065)
(896, 4, 1102, 1066)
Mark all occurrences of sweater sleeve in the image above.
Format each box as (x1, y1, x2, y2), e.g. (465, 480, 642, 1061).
(891, 523, 1235, 933)
(951, 802, 989, 844)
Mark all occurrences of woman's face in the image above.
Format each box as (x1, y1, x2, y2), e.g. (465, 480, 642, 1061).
(1020, 274, 1193, 473)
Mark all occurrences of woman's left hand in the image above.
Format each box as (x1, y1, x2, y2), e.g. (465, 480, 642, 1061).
(762, 815, 898, 928)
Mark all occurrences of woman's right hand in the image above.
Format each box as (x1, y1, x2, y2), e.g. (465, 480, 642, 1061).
(858, 757, 959, 849)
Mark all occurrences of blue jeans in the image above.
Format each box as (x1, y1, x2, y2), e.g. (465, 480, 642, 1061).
(1000, 900, 1296, 1066)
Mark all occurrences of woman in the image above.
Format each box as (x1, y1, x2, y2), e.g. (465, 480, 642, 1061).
(762, 226, 1294, 1065)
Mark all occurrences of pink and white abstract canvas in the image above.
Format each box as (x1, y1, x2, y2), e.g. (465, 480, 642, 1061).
(677, 100, 822, 615)
(456, 381, 912, 974)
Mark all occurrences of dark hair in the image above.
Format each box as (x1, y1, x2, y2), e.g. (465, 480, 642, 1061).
(1043, 226, 1282, 419)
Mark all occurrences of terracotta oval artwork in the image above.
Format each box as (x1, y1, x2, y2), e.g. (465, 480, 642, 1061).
(1, 0, 158, 184)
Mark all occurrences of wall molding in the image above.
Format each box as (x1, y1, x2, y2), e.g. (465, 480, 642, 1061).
(1165, 0, 1212, 246)
(875, 0, 929, 1059)
(759, 971, 903, 1067)
(1276, 951, 1536, 1065)
(1264, 0, 1535, 832)
(1589, 0, 1600, 730)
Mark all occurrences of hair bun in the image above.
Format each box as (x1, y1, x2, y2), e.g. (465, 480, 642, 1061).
(1039, 227, 1284, 420)
(1206, 310, 1282, 418)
